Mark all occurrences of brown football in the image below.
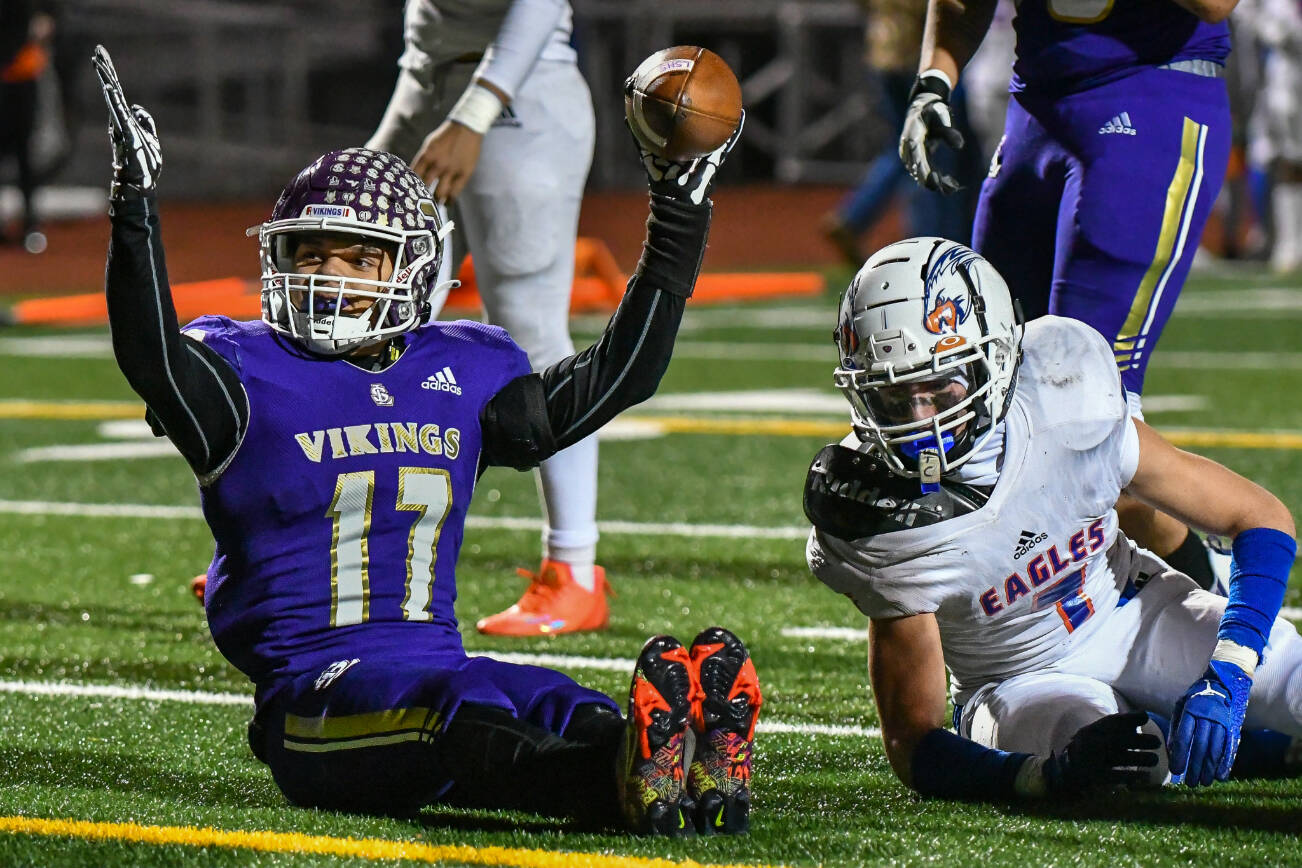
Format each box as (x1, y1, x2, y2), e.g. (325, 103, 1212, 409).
(625, 46, 743, 161)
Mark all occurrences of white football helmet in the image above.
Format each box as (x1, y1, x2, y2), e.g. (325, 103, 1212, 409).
(251, 148, 453, 356)
(833, 237, 1022, 482)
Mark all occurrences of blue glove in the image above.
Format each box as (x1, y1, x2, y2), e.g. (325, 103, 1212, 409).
(1168, 659, 1252, 786)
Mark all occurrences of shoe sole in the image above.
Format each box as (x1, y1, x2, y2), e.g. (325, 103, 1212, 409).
(687, 627, 760, 836)
(621, 635, 694, 836)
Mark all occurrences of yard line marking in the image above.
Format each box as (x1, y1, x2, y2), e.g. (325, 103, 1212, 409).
(0, 499, 813, 539)
(1151, 351, 1302, 370)
(782, 627, 867, 641)
(0, 679, 250, 706)
(0, 816, 785, 868)
(1173, 288, 1302, 315)
(783, 610, 1302, 642)
(16, 442, 184, 462)
(0, 677, 872, 739)
(0, 336, 114, 358)
(626, 417, 1302, 449)
(0, 399, 141, 419)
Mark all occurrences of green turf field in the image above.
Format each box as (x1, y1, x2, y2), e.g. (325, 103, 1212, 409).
(0, 265, 1300, 867)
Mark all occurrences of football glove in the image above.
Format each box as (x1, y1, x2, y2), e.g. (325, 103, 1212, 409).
(626, 108, 744, 207)
(1169, 659, 1253, 786)
(898, 71, 964, 195)
(1019, 711, 1162, 796)
(92, 44, 162, 199)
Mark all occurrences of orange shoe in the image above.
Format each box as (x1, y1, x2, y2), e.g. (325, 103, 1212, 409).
(190, 573, 207, 603)
(474, 560, 611, 636)
(686, 627, 762, 835)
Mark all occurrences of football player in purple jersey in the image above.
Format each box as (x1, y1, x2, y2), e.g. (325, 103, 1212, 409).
(898, 0, 1237, 590)
(92, 45, 761, 837)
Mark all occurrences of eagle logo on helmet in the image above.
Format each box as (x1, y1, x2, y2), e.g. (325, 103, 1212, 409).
(921, 246, 979, 335)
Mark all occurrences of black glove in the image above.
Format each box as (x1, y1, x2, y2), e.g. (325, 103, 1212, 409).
(898, 71, 964, 195)
(1034, 711, 1162, 795)
(624, 94, 743, 206)
(91, 45, 162, 199)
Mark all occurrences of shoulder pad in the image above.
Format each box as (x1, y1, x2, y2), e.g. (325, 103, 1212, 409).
(803, 444, 991, 539)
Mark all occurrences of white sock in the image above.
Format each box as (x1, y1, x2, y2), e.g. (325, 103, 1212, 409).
(1272, 182, 1302, 272)
(545, 546, 597, 592)
(536, 434, 599, 591)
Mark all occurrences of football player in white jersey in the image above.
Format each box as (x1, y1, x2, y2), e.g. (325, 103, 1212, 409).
(367, 0, 607, 636)
(805, 238, 1300, 798)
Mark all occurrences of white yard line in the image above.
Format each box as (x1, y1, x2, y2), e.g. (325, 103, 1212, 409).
(783, 609, 1302, 642)
(3, 333, 1302, 370)
(0, 676, 876, 739)
(0, 498, 811, 540)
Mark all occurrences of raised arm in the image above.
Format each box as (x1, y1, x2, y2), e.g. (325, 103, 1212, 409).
(94, 46, 247, 480)
(479, 117, 740, 470)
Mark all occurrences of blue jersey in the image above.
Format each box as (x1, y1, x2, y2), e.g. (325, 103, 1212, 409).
(185, 316, 530, 695)
(1011, 0, 1230, 93)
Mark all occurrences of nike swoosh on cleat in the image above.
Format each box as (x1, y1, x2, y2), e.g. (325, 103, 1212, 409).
(714, 806, 726, 828)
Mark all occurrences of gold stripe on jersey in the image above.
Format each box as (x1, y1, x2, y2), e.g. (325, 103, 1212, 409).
(282, 706, 442, 753)
(1113, 116, 1205, 373)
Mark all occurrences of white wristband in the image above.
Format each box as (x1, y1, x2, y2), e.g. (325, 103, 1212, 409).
(447, 82, 503, 136)
(919, 68, 954, 91)
(1012, 754, 1048, 798)
(1211, 638, 1259, 676)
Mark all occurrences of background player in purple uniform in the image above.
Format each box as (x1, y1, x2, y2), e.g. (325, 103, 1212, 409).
(898, 0, 1237, 589)
(92, 46, 761, 838)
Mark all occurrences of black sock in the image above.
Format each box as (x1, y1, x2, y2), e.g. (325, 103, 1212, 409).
(1163, 528, 1215, 590)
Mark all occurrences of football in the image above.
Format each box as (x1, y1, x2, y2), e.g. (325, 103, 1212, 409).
(625, 46, 743, 161)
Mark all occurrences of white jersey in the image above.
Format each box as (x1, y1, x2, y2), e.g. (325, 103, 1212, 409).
(807, 317, 1142, 703)
(400, 0, 576, 75)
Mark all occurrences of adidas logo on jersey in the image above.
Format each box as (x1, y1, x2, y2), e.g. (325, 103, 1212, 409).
(1098, 112, 1137, 135)
(422, 366, 461, 395)
(1013, 529, 1048, 560)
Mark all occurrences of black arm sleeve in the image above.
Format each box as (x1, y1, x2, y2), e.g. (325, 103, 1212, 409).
(106, 194, 249, 479)
(479, 193, 711, 469)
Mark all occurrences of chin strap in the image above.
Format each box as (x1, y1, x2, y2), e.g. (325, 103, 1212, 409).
(899, 432, 956, 493)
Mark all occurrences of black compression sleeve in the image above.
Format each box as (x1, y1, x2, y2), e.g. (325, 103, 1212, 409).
(479, 194, 711, 468)
(106, 194, 248, 479)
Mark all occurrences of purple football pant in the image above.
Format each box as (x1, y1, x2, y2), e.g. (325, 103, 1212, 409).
(254, 654, 618, 813)
(972, 67, 1230, 395)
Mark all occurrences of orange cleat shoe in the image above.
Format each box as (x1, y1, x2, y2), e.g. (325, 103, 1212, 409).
(686, 626, 762, 835)
(618, 634, 697, 836)
(190, 573, 207, 603)
(474, 560, 611, 636)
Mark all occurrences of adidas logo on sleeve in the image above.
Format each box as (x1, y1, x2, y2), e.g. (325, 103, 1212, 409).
(422, 366, 462, 395)
(1098, 112, 1137, 135)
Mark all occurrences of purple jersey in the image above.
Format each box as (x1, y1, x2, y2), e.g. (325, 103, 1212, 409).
(1011, 0, 1230, 93)
(184, 316, 530, 695)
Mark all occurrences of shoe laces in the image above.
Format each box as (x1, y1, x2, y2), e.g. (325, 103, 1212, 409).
(512, 563, 565, 613)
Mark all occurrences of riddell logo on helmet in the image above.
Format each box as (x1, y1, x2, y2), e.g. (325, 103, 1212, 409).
(302, 204, 356, 219)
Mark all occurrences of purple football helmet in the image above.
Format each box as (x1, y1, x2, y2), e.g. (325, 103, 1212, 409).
(250, 147, 449, 355)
